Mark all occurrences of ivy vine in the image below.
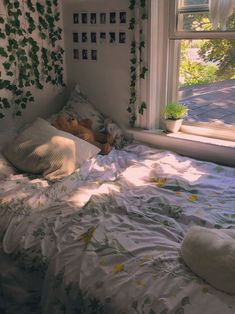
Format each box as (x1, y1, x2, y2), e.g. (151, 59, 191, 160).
(0, 0, 65, 118)
(127, 0, 148, 127)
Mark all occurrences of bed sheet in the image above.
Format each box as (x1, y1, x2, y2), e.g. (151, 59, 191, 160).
(0, 144, 235, 314)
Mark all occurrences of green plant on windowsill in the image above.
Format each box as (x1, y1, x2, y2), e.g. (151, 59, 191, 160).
(163, 102, 189, 133)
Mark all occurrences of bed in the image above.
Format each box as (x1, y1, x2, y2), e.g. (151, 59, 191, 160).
(1, 138, 235, 314)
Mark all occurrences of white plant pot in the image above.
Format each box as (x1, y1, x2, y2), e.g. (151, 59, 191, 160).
(164, 119, 183, 133)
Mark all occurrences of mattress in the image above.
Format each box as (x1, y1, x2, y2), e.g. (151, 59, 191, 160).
(0, 143, 235, 314)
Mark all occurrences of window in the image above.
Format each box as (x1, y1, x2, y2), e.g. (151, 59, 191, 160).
(148, 0, 235, 140)
(166, 0, 235, 140)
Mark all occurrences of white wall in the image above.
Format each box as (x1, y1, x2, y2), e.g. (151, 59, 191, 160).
(0, 2, 68, 133)
(62, 0, 131, 128)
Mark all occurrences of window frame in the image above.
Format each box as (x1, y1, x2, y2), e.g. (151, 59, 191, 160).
(169, 0, 235, 39)
(152, 0, 235, 141)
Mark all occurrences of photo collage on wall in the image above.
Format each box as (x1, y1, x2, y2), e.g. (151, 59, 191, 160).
(72, 11, 128, 61)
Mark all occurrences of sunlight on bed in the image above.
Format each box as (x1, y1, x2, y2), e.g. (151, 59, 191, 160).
(121, 155, 206, 187)
(66, 182, 120, 207)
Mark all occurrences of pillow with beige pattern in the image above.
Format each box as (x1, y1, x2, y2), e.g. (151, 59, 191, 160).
(3, 117, 100, 181)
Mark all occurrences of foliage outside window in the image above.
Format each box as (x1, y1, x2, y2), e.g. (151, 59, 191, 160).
(171, 0, 235, 90)
(0, 0, 65, 118)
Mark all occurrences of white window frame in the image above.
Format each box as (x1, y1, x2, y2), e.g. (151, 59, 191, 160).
(147, 0, 235, 141)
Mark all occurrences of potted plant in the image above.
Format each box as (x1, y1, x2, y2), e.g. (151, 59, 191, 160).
(163, 102, 189, 133)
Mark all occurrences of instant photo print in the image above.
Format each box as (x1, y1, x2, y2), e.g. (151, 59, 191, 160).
(110, 12, 116, 24)
(120, 12, 126, 24)
(82, 32, 87, 43)
(90, 13, 96, 24)
(82, 13, 87, 24)
(73, 13, 79, 24)
(91, 50, 97, 61)
(91, 32, 97, 43)
(109, 32, 116, 44)
(100, 13, 106, 24)
(73, 32, 79, 43)
(73, 49, 79, 59)
(82, 49, 88, 60)
(119, 32, 126, 44)
(100, 32, 106, 43)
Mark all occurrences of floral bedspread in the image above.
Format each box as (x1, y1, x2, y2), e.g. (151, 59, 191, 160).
(0, 144, 235, 314)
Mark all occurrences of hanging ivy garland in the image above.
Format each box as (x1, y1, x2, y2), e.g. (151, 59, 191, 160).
(0, 0, 65, 119)
(127, 0, 148, 127)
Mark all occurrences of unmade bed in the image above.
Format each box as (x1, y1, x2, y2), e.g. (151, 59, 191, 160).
(0, 143, 235, 314)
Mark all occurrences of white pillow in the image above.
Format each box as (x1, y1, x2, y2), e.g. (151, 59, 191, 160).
(181, 226, 235, 295)
(3, 118, 100, 181)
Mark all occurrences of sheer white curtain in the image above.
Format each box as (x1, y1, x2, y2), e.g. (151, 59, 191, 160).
(209, 0, 235, 29)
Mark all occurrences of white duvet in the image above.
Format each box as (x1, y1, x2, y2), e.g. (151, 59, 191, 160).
(0, 143, 235, 314)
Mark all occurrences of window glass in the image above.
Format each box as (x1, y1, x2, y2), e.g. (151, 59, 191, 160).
(178, 39, 235, 127)
(176, 0, 235, 32)
(172, 1, 235, 129)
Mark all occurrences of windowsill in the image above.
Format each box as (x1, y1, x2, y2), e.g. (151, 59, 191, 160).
(125, 128, 235, 167)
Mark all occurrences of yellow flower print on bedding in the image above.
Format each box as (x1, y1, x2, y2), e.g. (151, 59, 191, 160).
(0, 197, 8, 204)
(188, 194, 198, 202)
(60, 185, 68, 192)
(150, 177, 167, 187)
(112, 263, 124, 273)
(80, 227, 96, 245)
(175, 191, 182, 196)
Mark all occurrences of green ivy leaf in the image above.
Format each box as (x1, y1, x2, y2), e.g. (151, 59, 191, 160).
(142, 13, 148, 20)
(129, 18, 136, 30)
(138, 101, 147, 114)
(3, 62, 11, 70)
(129, 0, 136, 10)
(0, 80, 10, 89)
(2, 98, 11, 108)
(140, 66, 148, 79)
(3, 0, 10, 6)
(54, 12, 60, 22)
(140, 0, 146, 8)
(5, 23, 12, 36)
(181, 296, 190, 306)
(130, 66, 136, 73)
(0, 47, 8, 57)
(26, 0, 35, 12)
(39, 16, 47, 29)
(21, 102, 27, 109)
(139, 41, 145, 49)
(14, 1, 20, 9)
(6, 71, 14, 76)
(0, 31, 6, 39)
(36, 2, 45, 15)
(129, 114, 137, 127)
(131, 57, 137, 64)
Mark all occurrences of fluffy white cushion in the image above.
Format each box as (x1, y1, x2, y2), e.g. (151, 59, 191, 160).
(181, 226, 235, 295)
(3, 118, 100, 181)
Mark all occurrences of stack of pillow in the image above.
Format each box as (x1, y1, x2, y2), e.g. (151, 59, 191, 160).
(3, 84, 127, 181)
(48, 84, 126, 149)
